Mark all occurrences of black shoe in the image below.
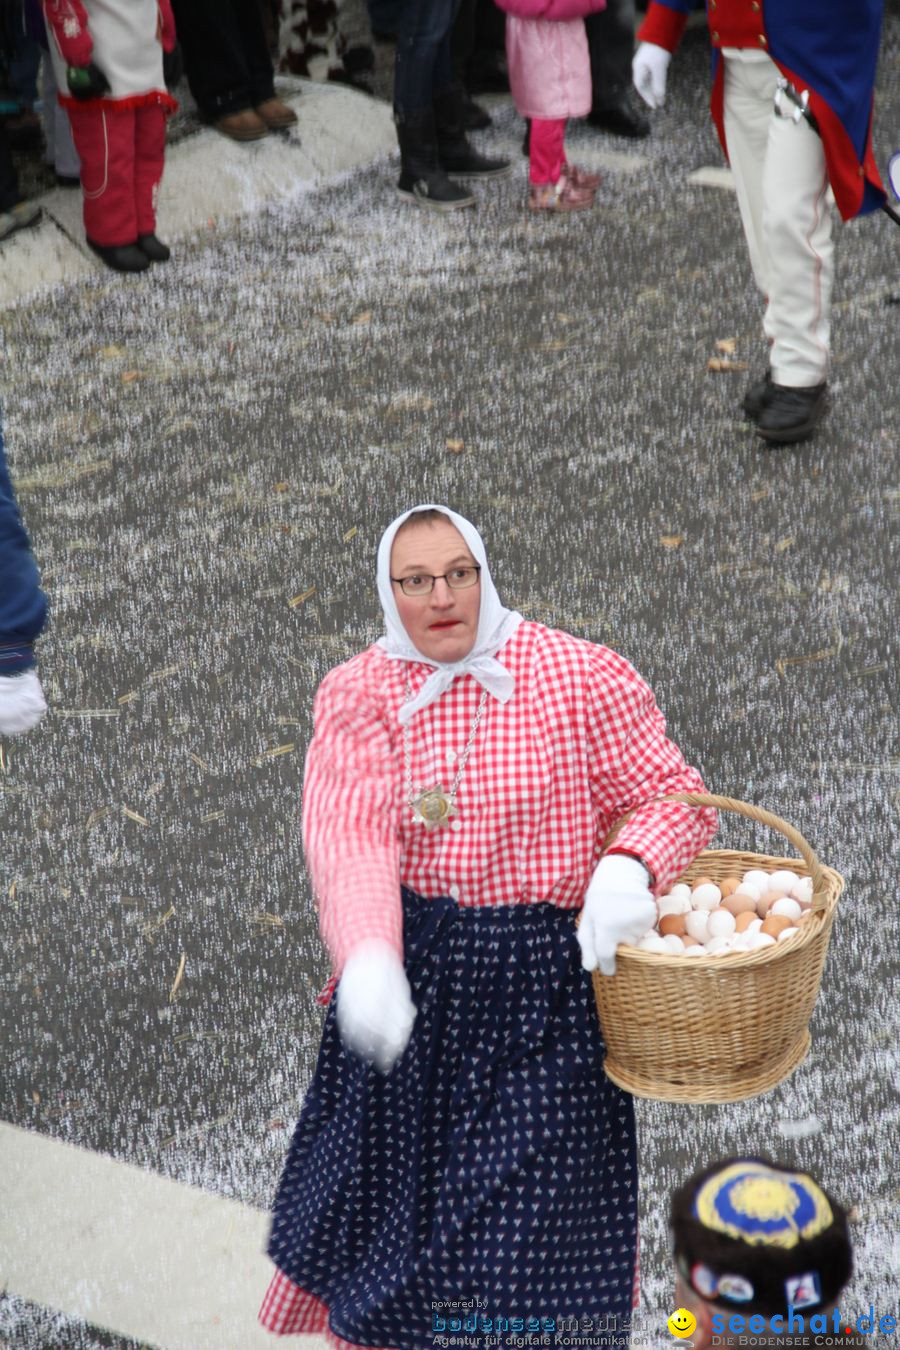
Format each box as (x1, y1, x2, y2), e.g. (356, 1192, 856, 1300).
(587, 100, 650, 139)
(742, 368, 774, 420)
(138, 232, 171, 262)
(87, 239, 151, 272)
(756, 382, 827, 444)
(466, 55, 509, 94)
(55, 172, 81, 189)
(463, 97, 492, 130)
(522, 119, 530, 157)
(395, 112, 477, 212)
(433, 85, 511, 179)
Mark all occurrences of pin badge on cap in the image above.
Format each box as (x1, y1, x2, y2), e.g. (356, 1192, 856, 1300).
(785, 1271, 822, 1309)
(717, 1273, 754, 1302)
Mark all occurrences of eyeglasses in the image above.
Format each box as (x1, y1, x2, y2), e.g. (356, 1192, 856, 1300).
(390, 565, 481, 597)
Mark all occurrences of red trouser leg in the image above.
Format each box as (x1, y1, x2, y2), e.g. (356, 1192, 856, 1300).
(67, 104, 137, 247)
(134, 105, 167, 237)
(529, 117, 566, 185)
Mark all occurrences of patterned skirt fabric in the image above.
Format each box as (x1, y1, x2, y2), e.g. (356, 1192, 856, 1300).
(262, 888, 638, 1347)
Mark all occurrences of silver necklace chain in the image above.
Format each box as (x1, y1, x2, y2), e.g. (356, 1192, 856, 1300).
(403, 669, 488, 824)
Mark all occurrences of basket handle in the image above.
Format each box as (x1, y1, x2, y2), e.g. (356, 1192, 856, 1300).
(602, 792, 829, 911)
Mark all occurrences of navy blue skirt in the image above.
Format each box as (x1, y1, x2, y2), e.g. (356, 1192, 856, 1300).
(267, 889, 638, 1348)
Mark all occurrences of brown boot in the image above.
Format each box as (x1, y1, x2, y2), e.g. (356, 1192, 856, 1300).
(214, 108, 270, 141)
(255, 98, 298, 129)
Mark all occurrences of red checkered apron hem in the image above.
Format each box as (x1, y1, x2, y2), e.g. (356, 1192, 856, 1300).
(259, 1268, 387, 1348)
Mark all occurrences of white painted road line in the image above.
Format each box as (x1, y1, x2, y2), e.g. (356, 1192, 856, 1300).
(0, 1121, 327, 1350)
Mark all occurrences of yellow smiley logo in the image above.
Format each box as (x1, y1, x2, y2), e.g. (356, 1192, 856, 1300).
(667, 1308, 698, 1339)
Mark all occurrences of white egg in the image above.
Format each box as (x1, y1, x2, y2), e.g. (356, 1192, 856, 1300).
(771, 897, 802, 922)
(733, 882, 761, 901)
(747, 917, 763, 933)
(661, 933, 685, 953)
(777, 926, 800, 941)
(705, 935, 734, 954)
(748, 933, 776, 949)
(743, 869, 771, 892)
(769, 869, 800, 893)
(658, 895, 691, 917)
(707, 909, 737, 938)
(691, 883, 721, 911)
(638, 934, 669, 953)
(684, 911, 710, 943)
(791, 876, 814, 903)
(670, 883, 692, 903)
(683, 944, 707, 956)
(730, 931, 754, 951)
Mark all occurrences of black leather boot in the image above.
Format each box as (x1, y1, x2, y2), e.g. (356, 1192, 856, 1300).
(433, 84, 511, 179)
(395, 111, 476, 211)
(138, 233, 171, 262)
(87, 239, 150, 273)
(742, 368, 774, 420)
(757, 382, 828, 444)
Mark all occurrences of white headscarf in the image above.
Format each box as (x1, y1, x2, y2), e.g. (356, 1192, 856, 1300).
(376, 504, 524, 725)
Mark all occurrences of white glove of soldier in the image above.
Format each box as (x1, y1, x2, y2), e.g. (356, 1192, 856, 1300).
(577, 854, 656, 977)
(0, 669, 48, 736)
(336, 938, 417, 1073)
(632, 42, 671, 110)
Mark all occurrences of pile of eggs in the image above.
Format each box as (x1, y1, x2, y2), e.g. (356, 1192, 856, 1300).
(636, 869, 814, 957)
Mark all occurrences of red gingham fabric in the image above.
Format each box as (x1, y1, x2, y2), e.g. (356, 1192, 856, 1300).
(302, 620, 716, 977)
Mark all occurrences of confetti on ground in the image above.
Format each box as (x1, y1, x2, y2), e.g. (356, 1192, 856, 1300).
(707, 356, 749, 372)
(659, 534, 684, 549)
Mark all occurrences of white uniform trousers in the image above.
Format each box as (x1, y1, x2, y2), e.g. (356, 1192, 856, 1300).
(723, 49, 833, 388)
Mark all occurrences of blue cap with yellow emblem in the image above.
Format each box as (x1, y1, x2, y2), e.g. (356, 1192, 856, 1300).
(670, 1157, 852, 1315)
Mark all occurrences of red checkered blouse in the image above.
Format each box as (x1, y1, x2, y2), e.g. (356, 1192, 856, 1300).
(303, 620, 716, 976)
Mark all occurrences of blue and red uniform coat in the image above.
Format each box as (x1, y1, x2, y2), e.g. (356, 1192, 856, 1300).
(0, 417, 48, 676)
(638, 0, 886, 221)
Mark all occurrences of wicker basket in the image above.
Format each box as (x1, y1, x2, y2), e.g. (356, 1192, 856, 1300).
(590, 792, 844, 1104)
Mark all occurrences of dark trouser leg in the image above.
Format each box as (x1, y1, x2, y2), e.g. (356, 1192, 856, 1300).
(451, 0, 477, 89)
(169, 0, 257, 119)
(585, 0, 635, 110)
(232, 0, 277, 104)
(0, 124, 20, 212)
(394, 0, 460, 121)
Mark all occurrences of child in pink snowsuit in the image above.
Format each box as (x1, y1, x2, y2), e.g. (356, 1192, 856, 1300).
(497, 0, 606, 210)
(43, 0, 177, 273)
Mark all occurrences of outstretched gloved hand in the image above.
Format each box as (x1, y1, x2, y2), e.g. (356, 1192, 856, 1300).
(632, 42, 671, 110)
(336, 938, 417, 1073)
(0, 669, 48, 736)
(577, 853, 656, 977)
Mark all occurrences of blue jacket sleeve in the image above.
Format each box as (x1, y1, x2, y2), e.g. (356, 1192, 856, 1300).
(0, 420, 49, 674)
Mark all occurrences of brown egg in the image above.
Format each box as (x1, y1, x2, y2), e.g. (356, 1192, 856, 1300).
(724, 892, 758, 916)
(692, 876, 715, 890)
(757, 890, 784, 918)
(761, 914, 791, 938)
(719, 876, 741, 897)
(735, 911, 758, 933)
(682, 935, 700, 947)
(659, 913, 687, 937)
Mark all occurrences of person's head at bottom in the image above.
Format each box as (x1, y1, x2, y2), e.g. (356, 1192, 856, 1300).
(670, 1156, 856, 1347)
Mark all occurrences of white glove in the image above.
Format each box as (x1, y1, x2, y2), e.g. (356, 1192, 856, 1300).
(577, 854, 656, 977)
(632, 42, 671, 110)
(0, 669, 48, 736)
(336, 939, 417, 1073)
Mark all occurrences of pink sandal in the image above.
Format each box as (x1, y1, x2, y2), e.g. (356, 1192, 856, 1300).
(562, 161, 602, 191)
(528, 176, 595, 212)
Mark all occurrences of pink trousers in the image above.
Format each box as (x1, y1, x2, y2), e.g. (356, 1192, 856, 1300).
(530, 116, 567, 185)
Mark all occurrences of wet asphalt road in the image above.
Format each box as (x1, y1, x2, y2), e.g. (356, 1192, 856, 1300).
(0, 16, 898, 1349)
